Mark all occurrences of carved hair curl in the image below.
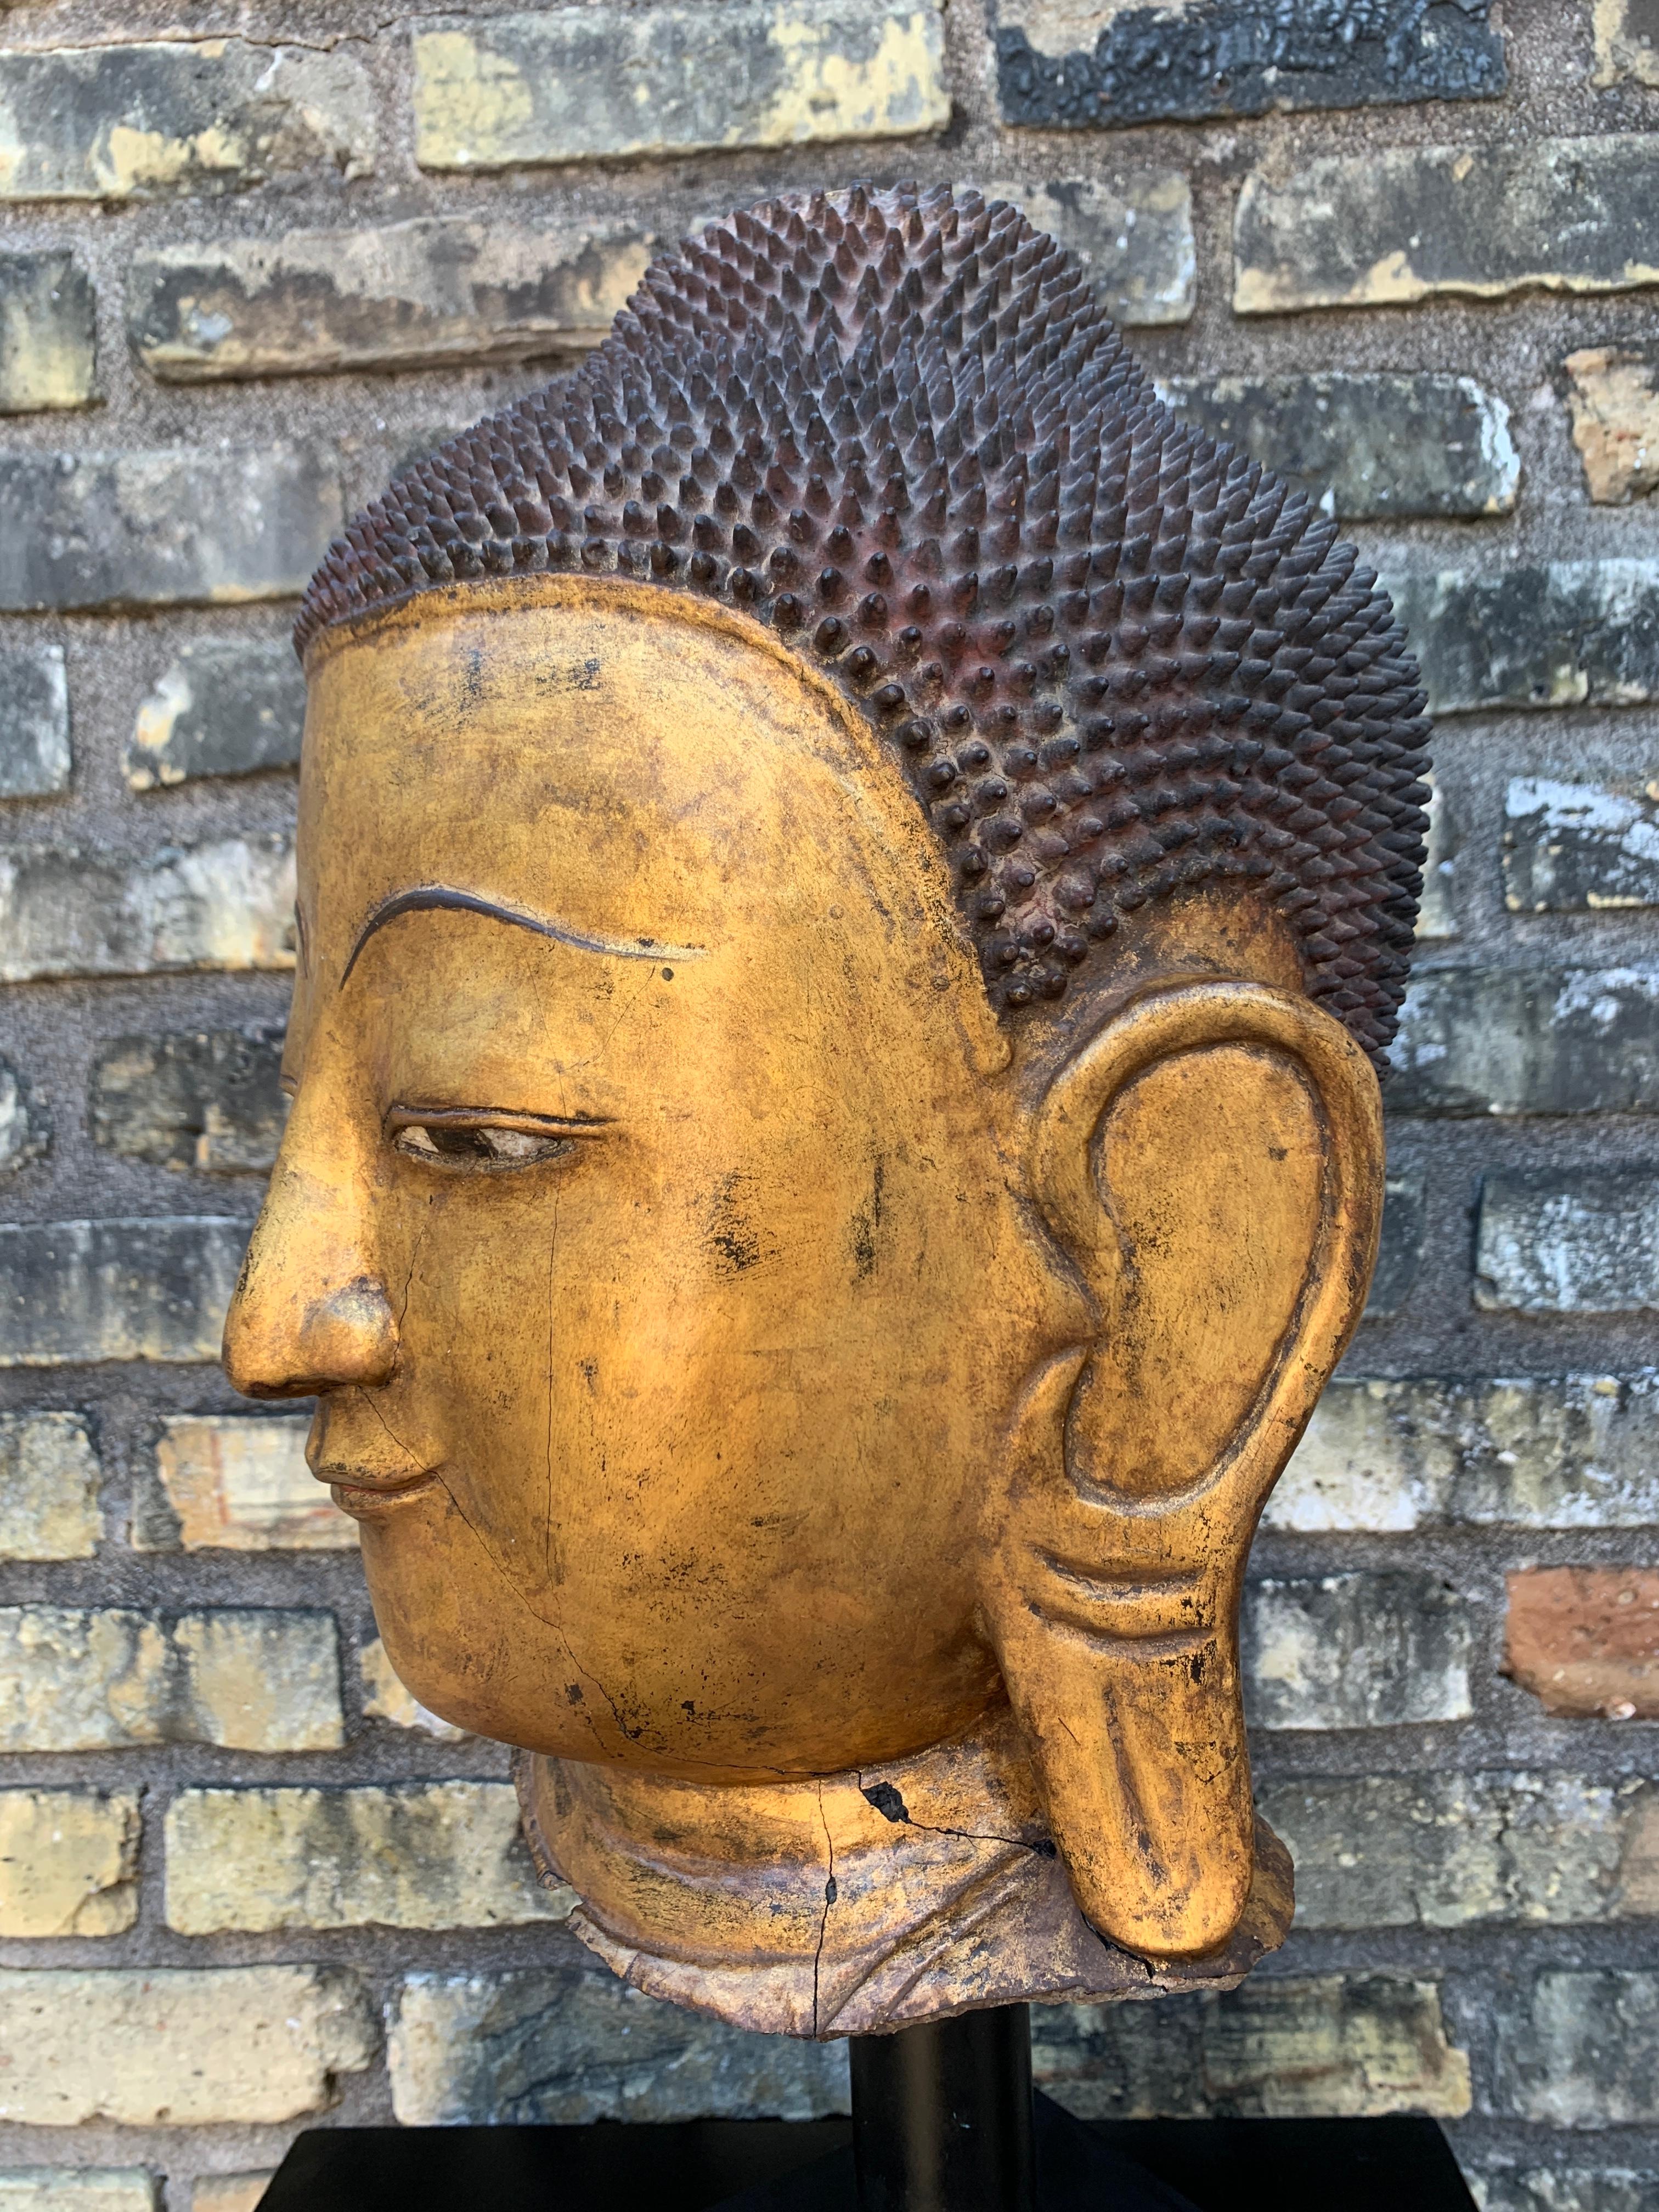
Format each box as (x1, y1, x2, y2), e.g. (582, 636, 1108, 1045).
(297, 183, 1429, 1063)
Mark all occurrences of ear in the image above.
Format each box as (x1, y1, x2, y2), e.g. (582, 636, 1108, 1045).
(981, 981, 1383, 1960)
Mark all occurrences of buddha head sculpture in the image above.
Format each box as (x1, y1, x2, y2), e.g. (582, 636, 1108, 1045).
(224, 184, 1427, 2038)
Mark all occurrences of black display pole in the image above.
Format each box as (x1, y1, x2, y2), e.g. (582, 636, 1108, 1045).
(848, 2003, 1037, 2212)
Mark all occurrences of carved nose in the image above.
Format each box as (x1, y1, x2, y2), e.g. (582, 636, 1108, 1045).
(224, 1263, 400, 1401)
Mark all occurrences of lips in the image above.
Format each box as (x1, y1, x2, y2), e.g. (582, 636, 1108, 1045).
(328, 1469, 443, 1517)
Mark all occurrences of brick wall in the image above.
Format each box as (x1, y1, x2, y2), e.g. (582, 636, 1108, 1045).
(0, 0, 1654, 2205)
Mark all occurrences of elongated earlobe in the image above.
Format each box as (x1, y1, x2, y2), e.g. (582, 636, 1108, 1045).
(981, 981, 1384, 1959)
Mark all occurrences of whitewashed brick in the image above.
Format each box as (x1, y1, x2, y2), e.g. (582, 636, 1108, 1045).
(1476, 1173, 1659, 1315)
(0, 1792, 138, 1938)
(0, 1414, 99, 1559)
(0, 836, 294, 983)
(0, 1218, 251, 1367)
(146, 1416, 353, 1552)
(1243, 1574, 1473, 1729)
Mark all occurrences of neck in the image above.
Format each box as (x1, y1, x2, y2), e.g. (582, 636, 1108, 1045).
(516, 1706, 1292, 2038)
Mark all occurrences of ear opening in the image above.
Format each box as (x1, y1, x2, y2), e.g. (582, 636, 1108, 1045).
(982, 981, 1384, 1959)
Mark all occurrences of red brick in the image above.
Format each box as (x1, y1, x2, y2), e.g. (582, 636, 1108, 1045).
(1503, 1566, 1659, 1718)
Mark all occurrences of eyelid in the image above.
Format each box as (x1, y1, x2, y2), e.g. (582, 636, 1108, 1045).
(279, 1073, 298, 1101)
(384, 1105, 612, 1138)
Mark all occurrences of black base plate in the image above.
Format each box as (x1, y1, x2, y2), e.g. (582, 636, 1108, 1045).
(258, 2095, 1476, 2211)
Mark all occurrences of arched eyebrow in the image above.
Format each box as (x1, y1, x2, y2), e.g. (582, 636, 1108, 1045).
(340, 885, 707, 985)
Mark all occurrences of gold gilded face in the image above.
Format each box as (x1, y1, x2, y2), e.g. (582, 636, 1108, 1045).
(225, 584, 1075, 1778)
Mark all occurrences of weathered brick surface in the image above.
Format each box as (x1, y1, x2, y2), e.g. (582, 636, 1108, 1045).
(1364, 1170, 1424, 1319)
(1480, 2173, 1659, 2212)
(1492, 1971, 1659, 2125)
(412, 3, 949, 171)
(0, 2178, 154, 2211)
(0, 837, 294, 982)
(359, 1638, 467, 1739)
(1384, 561, 1659, 717)
(1270, 1373, 1659, 1533)
(0, 1967, 374, 2125)
(1476, 1172, 1659, 1315)
(0, 41, 374, 203)
(388, 1963, 850, 2124)
(0, 1414, 100, 1559)
(0, 1056, 49, 1175)
(1503, 1567, 1659, 1720)
(126, 642, 303, 790)
(0, 1606, 341, 1751)
(1243, 1573, 1474, 1729)
(89, 1028, 287, 1172)
(0, 1218, 251, 1366)
(1565, 347, 1659, 505)
(129, 221, 652, 382)
(166, 1783, 568, 1932)
(1164, 374, 1516, 521)
(1235, 139, 1659, 315)
(1592, 0, 1659, 88)
(0, 448, 340, 610)
(974, 173, 1193, 325)
(1032, 1974, 1471, 2119)
(991, 0, 1505, 128)
(0, 1790, 138, 1938)
(1388, 968, 1659, 1116)
(0, 646, 69, 800)
(0, 251, 94, 412)
(1504, 778, 1659, 913)
(143, 1413, 346, 1553)
(1417, 778, 1458, 940)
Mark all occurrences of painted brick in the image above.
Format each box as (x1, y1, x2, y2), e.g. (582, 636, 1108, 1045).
(1388, 967, 1659, 1116)
(0, 1057, 49, 1174)
(991, 0, 1504, 128)
(413, 3, 948, 172)
(1032, 1974, 1470, 2119)
(1480, 2174, 1659, 2212)
(1256, 1772, 1650, 1929)
(1382, 561, 1659, 718)
(0, 836, 294, 982)
(359, 1638, 467, 1740)
(0, 1966, 373, 2125)
(191, 2181, 272, 2212)
(974, 174, 1193, 326)
(0, 645, 69, 799)
(1243, 1573, 1474, 1730)
(1565, 346, 1659, 504)
(0, 41, 373, 203)
(130, 220, 652, 382)
(0, 251, 94, 411)
(0, 447, 340, 611)
(0, 1413, 100, 1559)
(1164, 374, 1516, 522)
(89, 1028, 287, 1172)
(0, 1791, 139, 1938)
(1491, 1970, 1659, 2125)
(388, 1964, 849, 2124)
(166, 1783, 570, 1933)
(1503, 1567, 1659, 1720)
(1475, 1172, 1659, 1315)
(1269, 1373, 1659, 1534)
(127, 642, 303, 789)
(1364, 1170, 1424, 1320)
(1504, 778, 1659, 913)
(1235, 138, 1659, 316)
(0, 1217, 251, 1367)
(1593, 0, 1659, 88)
(0, 2178, 154, 2211)
(145, 1415, 348, 1553)
(1417, 778, 1458, 940)
(0, 1606, 341, 1752)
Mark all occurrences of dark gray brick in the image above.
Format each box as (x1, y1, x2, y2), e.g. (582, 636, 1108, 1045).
(0, 1217, 252, 1367)
(1236, 137, 1659, 315)
(1476, 1172, 1659, 1315)
(1504, 778, 1659, 912)
(1481, 2172, 1659, 2212)
(0, 447, 339, 612)
(1389, 967, 1659, 1116)
(128, 220, 651, 383)
(0, 41, 373, 203)
(974, 174, 1193, 325)
(991, 0, 1504, 128)
(1491, 1970, 1659, 2125)
(1384, 561, 1659, 718)
(0, 836, 294, 982)
(0, 250, 95, 411)
(126, 642, 304, 791)
(411, 4, 948, 172)
(0, 645, 69, 799)
(1364, 1170, 1424, 1320)
(0, 1054, 49, 1173)
(1165, 374, 1516, 521)
(90, 1029, 287, 1173)
(1242, 1572, 1473, 1729)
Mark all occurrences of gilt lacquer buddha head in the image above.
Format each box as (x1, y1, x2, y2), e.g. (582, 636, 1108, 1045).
(224, 185, 1427, 2039)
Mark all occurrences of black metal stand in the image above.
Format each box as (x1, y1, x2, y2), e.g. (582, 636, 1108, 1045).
(849, 2005, 1037, 2212)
